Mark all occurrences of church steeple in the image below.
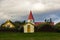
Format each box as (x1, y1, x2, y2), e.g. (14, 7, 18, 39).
(27, 11, 34, 23)
(28, 11, 34, 20)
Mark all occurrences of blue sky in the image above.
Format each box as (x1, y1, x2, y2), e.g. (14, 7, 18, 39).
(0, 0, 60, 24)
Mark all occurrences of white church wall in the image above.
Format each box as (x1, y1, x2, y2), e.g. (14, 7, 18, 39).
(24, 23, 34, 33)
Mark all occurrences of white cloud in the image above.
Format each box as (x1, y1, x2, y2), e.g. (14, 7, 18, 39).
(0, 0, 60, 12)
(0, 12, 12, 19)
(0, 0, 60, 24)
(54, 19, 60, 24)
(31, 3, 46, 11)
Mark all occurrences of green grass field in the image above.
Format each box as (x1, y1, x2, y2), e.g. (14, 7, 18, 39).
(0, 32, 60, 40)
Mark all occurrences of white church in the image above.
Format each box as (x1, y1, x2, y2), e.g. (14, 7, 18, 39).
(23, 11, 35, 33)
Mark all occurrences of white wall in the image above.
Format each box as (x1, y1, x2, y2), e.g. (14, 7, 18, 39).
(24, 23, 34, 33)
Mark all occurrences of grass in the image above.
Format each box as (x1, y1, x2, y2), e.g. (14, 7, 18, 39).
(0, 32, 60, 40)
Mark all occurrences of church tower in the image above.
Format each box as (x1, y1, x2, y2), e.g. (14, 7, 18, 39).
(24, 11, 34, 33)
(27, 11, 34, 23)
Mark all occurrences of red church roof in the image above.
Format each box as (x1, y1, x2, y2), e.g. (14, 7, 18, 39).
(28, 11, 34, 20)
(35, 22, 54, 26)
(35, 22, 45, 26)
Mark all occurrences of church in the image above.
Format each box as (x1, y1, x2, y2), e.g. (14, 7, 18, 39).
(23, 11, 35, 33)
(23, 11, 54, 33)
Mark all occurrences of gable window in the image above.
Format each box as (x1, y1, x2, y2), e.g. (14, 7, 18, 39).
(7, 25, 10, 28)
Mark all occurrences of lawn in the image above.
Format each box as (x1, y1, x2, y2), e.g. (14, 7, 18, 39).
(0, 32, 60, 40)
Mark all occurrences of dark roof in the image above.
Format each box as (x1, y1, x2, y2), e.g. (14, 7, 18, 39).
(2, 20, 15, 26)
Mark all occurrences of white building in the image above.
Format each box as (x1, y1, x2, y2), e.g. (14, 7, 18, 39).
(23, 11, 34, 33)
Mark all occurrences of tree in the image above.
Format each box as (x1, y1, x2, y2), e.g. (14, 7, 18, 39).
(45, 19, 47, 22)
(37, 23, 53, 32)
(50, 18, 52, 23)
(44, 18, 52, 23)
(14, 21, 25, 32)
(54, 22, 60, 32)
